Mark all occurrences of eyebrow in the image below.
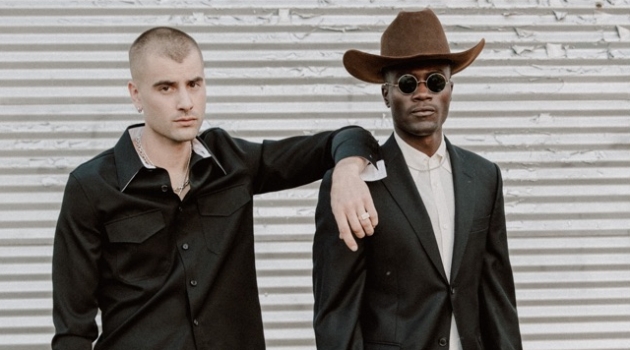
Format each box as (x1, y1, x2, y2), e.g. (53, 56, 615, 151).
(152, 76, 204, 88)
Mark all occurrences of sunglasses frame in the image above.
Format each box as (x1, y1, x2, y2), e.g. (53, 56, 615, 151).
(385, 73, 450, 95)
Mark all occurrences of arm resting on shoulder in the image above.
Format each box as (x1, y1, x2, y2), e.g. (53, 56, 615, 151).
(251, 126, 381, 249)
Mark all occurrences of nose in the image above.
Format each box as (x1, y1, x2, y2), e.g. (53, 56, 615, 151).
(177, 89, 194, 112)
(412, 81, 431, 100)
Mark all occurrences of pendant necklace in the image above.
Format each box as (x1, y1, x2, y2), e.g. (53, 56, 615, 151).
(134, 131, 192, 195)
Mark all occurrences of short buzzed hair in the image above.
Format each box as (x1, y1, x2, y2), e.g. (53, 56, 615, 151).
(129, 27, 202, 79)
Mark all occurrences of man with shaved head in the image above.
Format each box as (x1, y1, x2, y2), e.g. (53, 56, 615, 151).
(52, 26, 382, 349)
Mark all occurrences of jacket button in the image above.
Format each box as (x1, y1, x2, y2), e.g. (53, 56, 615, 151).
(182, 243, 189, 250)
(190, 280, 198, 286)
(450, 286, 455, 294)
(161, 185, 169, 192)
(438, 337, 448, 347)
(193, 319, 199, 326)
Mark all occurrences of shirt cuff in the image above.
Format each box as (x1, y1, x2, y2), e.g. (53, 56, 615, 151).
(360, 159, 387, 181)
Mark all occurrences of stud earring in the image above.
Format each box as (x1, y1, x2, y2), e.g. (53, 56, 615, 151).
(136, 107, 143, 113)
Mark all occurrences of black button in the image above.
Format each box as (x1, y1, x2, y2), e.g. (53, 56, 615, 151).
(438, 337, 448, 347)
(193, 319, 199, 326)
(450, 286, 455, 294)
(161, 185, 169, 192)
(190, 280, 198, 286)
(182, 243, 189, 250)
(178, 206, 183, 212)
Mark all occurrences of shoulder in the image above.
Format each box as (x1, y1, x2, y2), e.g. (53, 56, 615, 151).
(449, 143, 501, 179)
(200, 127, 257, 151)
(71, 148, 115, 180)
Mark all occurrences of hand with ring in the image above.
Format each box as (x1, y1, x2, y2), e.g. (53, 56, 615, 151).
(330, 157, 378, 251)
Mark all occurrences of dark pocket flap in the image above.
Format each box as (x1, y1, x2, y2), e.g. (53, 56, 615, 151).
(365, 341, 401, 350)
(198, 184, 251, 217)
(105, 210, 165, 243)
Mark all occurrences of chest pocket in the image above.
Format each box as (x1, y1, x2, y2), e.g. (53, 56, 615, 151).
(105, 209, 171, 283)
(198, 184, 252, 254)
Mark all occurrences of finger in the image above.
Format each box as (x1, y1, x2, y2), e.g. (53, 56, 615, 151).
(347, 211, 366, 240)
(340, 229, 358, 252)
(362, 198, 379, 234)
(332, 205, 358, 251)
(359, 211, 374, 236)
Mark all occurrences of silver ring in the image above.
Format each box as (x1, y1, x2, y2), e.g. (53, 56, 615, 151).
(360, 212, 370, 220)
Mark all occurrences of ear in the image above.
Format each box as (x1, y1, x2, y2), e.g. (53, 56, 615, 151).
(128, 80, 143, 112)
(381, 84, 391, 108)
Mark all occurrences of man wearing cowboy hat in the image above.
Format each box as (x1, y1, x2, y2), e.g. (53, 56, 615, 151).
(313, 9, 522, 350)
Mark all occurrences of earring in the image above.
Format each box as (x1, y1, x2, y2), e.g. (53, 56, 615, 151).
(136, 107, 143, 113)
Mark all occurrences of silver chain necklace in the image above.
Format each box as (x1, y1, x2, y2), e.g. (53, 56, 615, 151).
(134, 131, 191, 195)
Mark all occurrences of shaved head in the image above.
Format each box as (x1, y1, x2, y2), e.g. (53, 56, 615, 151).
(129, 27, 202, 81)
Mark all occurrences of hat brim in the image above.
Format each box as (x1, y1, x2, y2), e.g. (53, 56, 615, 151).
(343, 39, 485, 84)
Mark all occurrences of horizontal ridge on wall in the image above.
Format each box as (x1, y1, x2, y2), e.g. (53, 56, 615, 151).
(1, 1, 629, 349)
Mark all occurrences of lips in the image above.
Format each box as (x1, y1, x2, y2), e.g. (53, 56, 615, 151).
(174, 116, 198, 126)
(410, 107, 436, 117)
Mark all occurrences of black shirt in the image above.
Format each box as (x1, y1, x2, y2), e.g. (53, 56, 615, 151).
(52, 124, 379, 349)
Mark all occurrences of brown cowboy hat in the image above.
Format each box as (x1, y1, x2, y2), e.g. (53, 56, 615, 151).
(343, 8, 485, 83)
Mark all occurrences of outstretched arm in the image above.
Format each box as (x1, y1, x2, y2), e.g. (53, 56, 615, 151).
(234, 125, 382, 250)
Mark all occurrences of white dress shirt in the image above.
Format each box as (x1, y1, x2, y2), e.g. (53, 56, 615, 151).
(394, 132, 462, 350)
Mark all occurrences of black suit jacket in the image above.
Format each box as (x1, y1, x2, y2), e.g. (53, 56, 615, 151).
(313, 134, 522, 350)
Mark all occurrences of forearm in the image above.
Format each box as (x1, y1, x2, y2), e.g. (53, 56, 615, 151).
(253, 126, 379, 194)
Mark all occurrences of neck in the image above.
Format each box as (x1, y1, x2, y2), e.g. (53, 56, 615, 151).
(396, 131, 442, 157)
(139, 129, 192, 171)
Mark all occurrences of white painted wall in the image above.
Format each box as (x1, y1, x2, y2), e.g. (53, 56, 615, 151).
(0, 0, 629, 349)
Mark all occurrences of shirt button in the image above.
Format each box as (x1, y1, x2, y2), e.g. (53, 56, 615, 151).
(161, 184, 169, 192)
(182, 243, 189, 250)
(438, 337, 448, 346)
(190, 280, 198, 286)
(193, 319, 199, 326)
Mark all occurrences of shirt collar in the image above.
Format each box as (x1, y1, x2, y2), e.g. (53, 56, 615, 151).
(394, 132, 452, 174)
(114, 123, 222, 192)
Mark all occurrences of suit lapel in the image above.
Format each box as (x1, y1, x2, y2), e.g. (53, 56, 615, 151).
(446, 139, 477, 283)
(380, 135, 448, 282)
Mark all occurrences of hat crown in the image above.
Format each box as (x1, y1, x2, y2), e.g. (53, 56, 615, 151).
(380, 9, 451, 58)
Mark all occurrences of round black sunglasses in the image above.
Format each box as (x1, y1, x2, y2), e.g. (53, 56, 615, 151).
(385, 73, 449, 94)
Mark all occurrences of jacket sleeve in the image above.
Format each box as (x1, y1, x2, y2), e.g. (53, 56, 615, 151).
(479, 164, 523, 349)
(250, 125, 380, 194)
(51, 174, 101, 350)
(312, 170, 366, 350)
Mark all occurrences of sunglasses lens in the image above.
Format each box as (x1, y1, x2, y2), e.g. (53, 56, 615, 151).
(397, 75, 418, 94)
(426, 73, 447, 93)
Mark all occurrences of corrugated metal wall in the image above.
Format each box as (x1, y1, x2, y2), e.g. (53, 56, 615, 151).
(1, 0, 629, 349)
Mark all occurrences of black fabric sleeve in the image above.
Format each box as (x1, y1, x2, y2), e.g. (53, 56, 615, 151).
(51, 174, 101, 350)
